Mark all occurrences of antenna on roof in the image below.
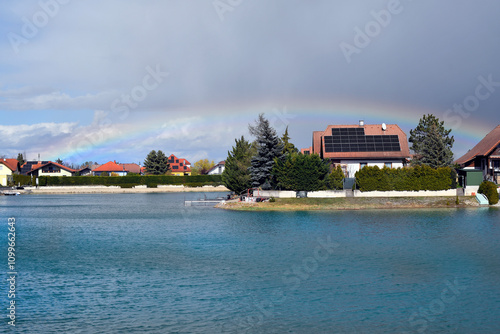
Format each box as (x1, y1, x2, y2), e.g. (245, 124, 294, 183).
(382, 123, 387, 131)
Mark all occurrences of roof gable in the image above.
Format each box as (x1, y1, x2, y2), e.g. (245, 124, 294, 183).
(28, 161, 77, 173)
(0, 159, 20, 172)
(455, 125, 500, 165)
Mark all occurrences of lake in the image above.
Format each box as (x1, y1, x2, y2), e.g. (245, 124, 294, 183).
(1, 193, 499, 333)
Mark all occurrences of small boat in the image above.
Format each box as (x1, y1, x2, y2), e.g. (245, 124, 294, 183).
(2, 191, 21, 196)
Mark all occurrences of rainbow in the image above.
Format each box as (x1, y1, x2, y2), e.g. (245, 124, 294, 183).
(56, 99, 493, 162)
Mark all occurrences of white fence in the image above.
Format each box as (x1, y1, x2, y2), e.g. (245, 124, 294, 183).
(260, 189, 458, 198)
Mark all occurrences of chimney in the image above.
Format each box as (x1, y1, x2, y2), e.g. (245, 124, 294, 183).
(359, 120, 364, 127)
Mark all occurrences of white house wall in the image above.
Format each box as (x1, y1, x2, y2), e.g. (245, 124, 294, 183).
(208, 165, 225, 175)
(342, 160, 404, 178)
(39, 169, 73, 177)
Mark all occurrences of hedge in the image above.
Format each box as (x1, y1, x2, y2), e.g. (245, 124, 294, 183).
(478, 181, 499, 205)
(355, 165, 455, 192)
(37, 175, 223, 187)
(13, 174, 33, 186)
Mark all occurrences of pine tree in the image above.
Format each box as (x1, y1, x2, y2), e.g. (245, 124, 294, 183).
(409, 114, 454, 167)
(420, 123, 454, 168)
(248, 114, 284, 188)
(281, 126, 298, 155)
(222, 136, 256, 194)
(144, 150, 170, 175)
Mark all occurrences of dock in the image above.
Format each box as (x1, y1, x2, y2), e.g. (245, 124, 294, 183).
(184, 200, 225, 207)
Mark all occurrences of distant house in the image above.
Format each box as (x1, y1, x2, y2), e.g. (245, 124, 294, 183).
(120, 163, 141, 174)
(0, 159, 20, 186)
(455, 124, 500, 185)
(168, 154, 191, 176)
(207, 161, 225, 175)
(301, 147, 312, 155)
(302, 121, 411, 178)
(78, 167, 93, 176)
(26, 161, 77, 177)
(93, 161, 129, 176)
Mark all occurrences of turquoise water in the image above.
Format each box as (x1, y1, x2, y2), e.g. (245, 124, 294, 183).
(1, 193, 499, 333)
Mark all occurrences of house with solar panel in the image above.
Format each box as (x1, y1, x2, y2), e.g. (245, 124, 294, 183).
(168, 154, 191, 176)
(25, 161, 78, 177)
(303, 121, 411, 178)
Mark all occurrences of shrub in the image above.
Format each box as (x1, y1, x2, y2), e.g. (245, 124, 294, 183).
(478, 181, 499, 205)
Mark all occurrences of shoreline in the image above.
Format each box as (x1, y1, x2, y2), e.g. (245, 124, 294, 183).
(218, 196, 487, 211)
(12, 185, 230, 195)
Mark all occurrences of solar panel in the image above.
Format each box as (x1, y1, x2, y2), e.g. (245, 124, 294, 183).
(324, 128, 401, 153)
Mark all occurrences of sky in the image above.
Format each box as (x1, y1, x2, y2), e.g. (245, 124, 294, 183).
(1, 0, 500, 166)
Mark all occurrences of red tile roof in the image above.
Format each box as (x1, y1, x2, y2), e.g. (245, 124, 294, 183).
(311, 124, 411, 159)
(93, 161, 127, 172)
(455, 125, 500, 165)
(0, 159, 20, 172)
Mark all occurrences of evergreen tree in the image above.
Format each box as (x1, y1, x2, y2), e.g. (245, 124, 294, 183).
(55, 158, 64, 165)
(419, 123, 454, 168)
(144, 150, 170, 175)
(248, 114, 284, 188)
(273, 153, 330, 191)
(328, 165, 345, 190)
(222, 136, 256, 194)
(280, 126, 298, 155)
(409, 114, 454, 167)
(17, 153, 25, 166)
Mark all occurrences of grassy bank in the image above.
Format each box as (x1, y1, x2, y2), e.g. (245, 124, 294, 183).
(220, 196, 480, 211)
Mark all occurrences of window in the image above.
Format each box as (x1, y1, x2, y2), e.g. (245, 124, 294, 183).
(384, 162, 392, 168)
(494, 160, 500, 169)
(360, 162, 367, 169)
(0, 165, 3, 170)
(172, 166, 179, 170)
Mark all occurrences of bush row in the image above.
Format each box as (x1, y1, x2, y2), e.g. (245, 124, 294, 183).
(37, 175, 223, 187)
(355, 165, 456, 192)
